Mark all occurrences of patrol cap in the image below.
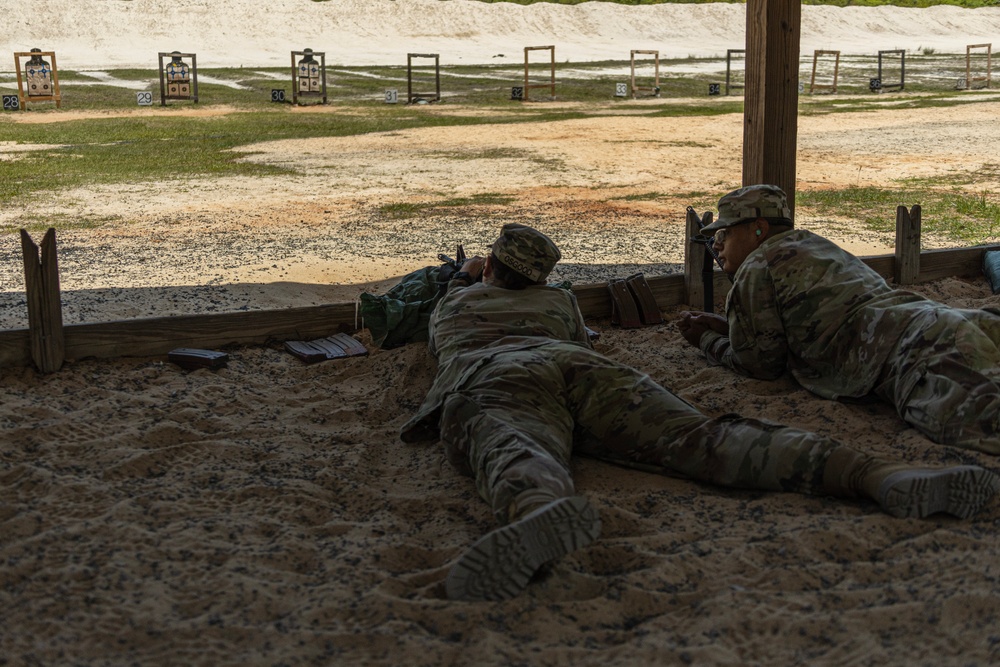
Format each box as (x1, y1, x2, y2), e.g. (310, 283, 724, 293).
(702, 184, 793, 234)
(491, 223, 561, 283)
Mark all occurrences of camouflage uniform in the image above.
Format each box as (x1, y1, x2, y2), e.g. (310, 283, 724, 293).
(403, 222, 998, 603)
(402, 272, 868, 526)
(699, 190, 1000, 453)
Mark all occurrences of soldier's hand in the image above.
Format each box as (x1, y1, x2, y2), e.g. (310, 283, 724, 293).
(678, 311, 728, 346)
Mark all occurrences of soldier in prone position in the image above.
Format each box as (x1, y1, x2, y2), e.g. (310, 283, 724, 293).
(679, 184, 1000, 455)
(402, 222, 999, 602)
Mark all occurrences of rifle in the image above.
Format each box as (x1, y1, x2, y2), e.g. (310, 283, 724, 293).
(438, 243, 467, 270)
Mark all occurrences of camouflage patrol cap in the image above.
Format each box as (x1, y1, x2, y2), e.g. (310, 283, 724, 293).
(701, 184, 793, 234)
(491, 223, 561, 283)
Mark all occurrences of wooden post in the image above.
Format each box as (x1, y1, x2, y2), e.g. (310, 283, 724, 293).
(685, 208, 716, 311)
(20, 228, 65, 373)
(742, 0, 800, 215)
(894, 205, 921, 285)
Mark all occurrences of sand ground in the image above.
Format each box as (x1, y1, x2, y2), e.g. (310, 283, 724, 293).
(4, 2, 1000, 666)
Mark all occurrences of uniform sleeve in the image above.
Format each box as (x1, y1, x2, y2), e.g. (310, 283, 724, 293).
(567, 292, 593, 349)
(699, 263, 788, 379)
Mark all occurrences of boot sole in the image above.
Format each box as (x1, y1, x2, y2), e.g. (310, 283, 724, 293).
(445, 496, 601, 601)
(878, 465, 1000, 519)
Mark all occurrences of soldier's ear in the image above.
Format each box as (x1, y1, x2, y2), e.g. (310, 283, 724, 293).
(755, 218, 770, 240)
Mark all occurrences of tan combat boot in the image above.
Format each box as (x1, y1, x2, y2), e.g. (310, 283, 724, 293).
(823, 448, 1000, 519)
(445, 496, 601, 602)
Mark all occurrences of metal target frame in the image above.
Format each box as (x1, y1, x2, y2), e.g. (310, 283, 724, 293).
(725, 49, 746, 96)
(407, 53, 441, 104)
(14, 50, 61, 109)
(523, 45, 555, 102)
(966, 43, 992, 90)
(629, 50, 660, 99)
(809, 49, 841, 94)
(876, 49, 906, 93)
(157, 51, 199, 106)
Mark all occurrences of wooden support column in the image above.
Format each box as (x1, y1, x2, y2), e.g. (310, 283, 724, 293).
(894, 204, 921, 285)
(20, 228, 65, 373)
(743, 0, 801, 214)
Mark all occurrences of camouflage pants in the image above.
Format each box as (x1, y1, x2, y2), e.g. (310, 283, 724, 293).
(439, 343, 849, 524)
(875, 307, 1000, 454)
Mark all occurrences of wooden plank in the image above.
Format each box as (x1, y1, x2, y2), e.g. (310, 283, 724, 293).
(19, 230, 43, 365)
(743, 0, 801, 212)
(0, 329, 31, 367)
(573, 282, 613, 319)
(894, 204, 921, 285)
(39, 228, 65, 371)
(860, 254, 895, 279)
(0, 302, 359, 367)
(916, 245, 999, 281)
(684, 207, 707, 309)
(20, 228, 65, 373)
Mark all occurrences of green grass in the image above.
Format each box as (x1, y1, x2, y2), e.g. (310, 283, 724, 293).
(378, 193, 518, 219)
(798, 187, 1000, 244)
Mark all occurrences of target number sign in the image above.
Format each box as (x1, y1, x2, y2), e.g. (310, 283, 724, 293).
(136, 91, 153, 106)
(2, 95, 20, 111)
(271, 89, 286, 103)
(385, 89, 398, 104)
(869, 78, 882, 93)
(511, 86, 524, 100)
(708, 83, 721, 96)
(615, 83, 628, 97)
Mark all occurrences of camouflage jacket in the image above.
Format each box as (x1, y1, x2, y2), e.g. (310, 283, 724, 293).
(699, 229, 941, 399)
(400, 281, 591, 442)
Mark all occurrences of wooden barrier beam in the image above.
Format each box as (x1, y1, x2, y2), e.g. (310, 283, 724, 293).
(0, 302, 358, 368)
(3, 243, 999, 369)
